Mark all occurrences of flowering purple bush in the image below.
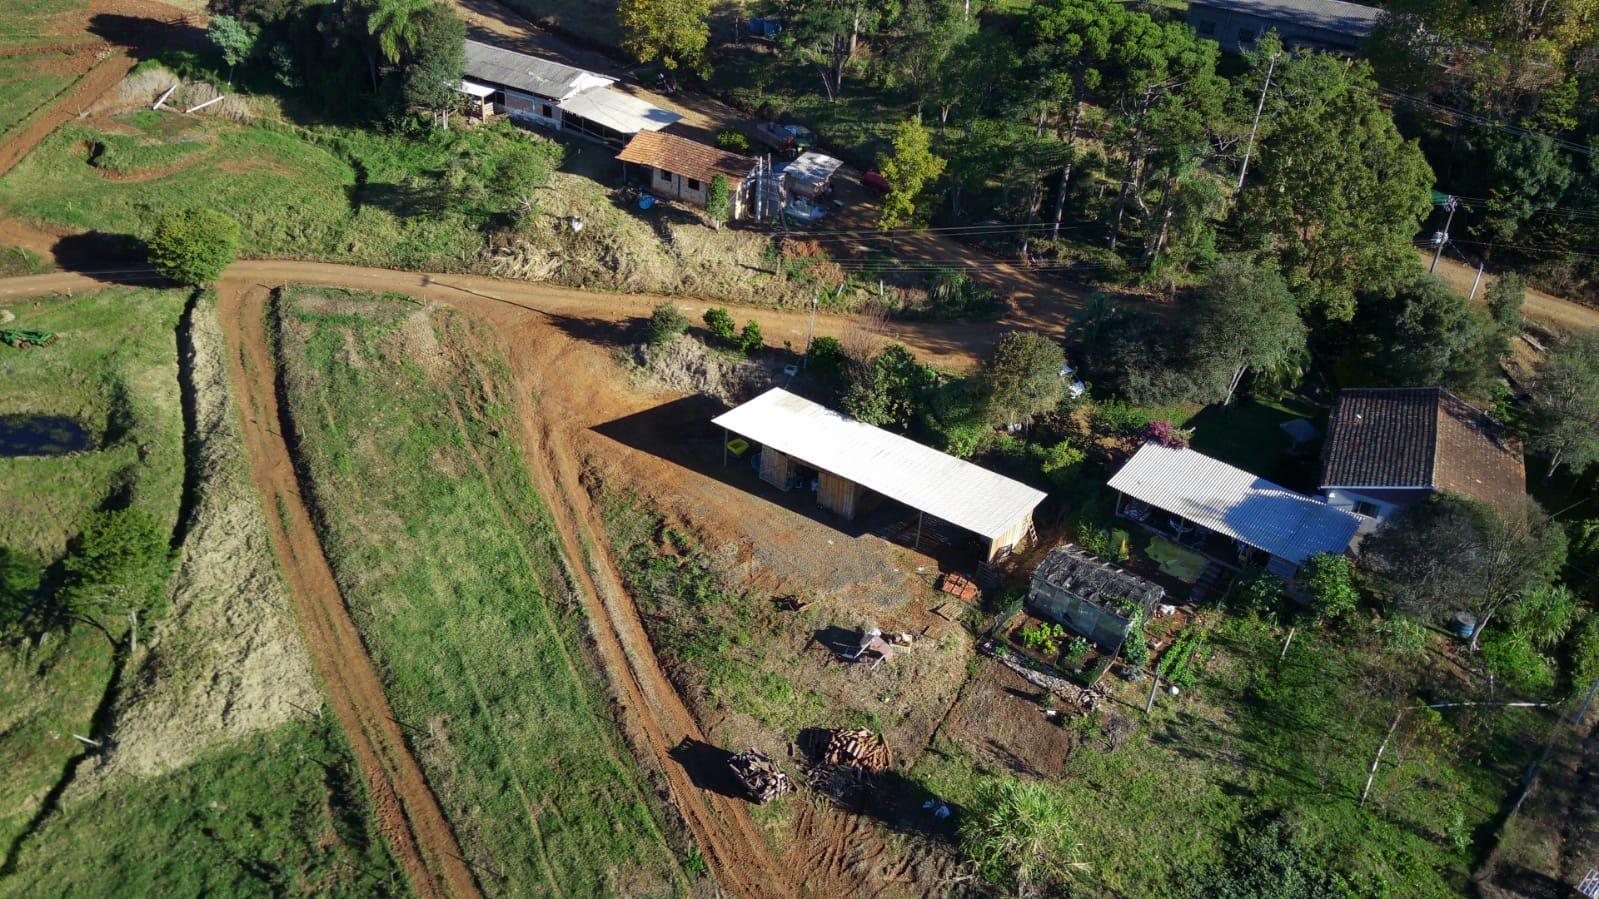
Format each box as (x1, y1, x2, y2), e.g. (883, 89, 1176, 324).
(1143, 420, 1191, 449)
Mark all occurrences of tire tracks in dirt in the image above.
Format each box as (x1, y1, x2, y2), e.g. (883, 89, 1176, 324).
(493, 326, 796, 899)
(215, 284, 480, 899)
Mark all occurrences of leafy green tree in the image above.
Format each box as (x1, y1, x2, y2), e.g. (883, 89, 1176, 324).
(59, 508, 172, 626)
(1478, 133, 1575, 246)
(1528, 329, 1599, 475)
(961, 778, 1085, 894)
(980, 331, 1065, 428)
(1505, 583, 1580, 650)
(368, 0, 433, 65)
(146, 207, 242, 286)
(785, 0, 888, 99)
(704, 173, 731, 229)
(617, 0, 711, 72)
(495, 140, 559, 221)
(703, 307, 735, 343)
(1186, 257, 1305, 405)
(842, 343, 933, 430)
(1231, 49, 1433, 322)
(1486, 272, 1526, 334)
(1363, 495, 1566, 650)
(737, 320, 763, 356)
(805, 336, 849, 396)
(1356, 271, 1492, 390)
(1295, 553, 1358, 621)
(1186, 813, 1349, 899)
(207, 15, 260, 81)
(876, 117, 945, 229)
(401, 3, 465, 127)
(646, 301, 688, 345)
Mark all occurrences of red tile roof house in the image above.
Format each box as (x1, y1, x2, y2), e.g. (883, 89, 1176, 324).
(1318, 387, 1527, 528)
(616, 131, 759, 220)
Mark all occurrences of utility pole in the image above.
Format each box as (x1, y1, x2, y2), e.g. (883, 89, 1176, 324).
(1469, 263, 1485, 301)
(1430, 195, 1459, 274)
(1236, 52, 1279, 190)
(802, 290, 820, 364)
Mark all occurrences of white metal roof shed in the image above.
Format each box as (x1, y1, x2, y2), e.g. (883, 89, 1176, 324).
(1108, 443, 1361, 565)
(784, 151, 843, 197)
(712, 388, 1046, 541)
(559, 87, 682, 135)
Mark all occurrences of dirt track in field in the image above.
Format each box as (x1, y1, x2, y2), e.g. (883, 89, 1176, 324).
(215, 284, 481, 899)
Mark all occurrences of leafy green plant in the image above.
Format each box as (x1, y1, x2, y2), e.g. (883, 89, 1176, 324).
(1020, 622, 1066, 656)
(146, 207, 241, 286)
(1157, 627, 1205, 688)
(961, 778, 1085, 893)
(1120, 617, 1150, 667)
(703, 307, 735, 343)
(1231, 566, 1285, 616)
(737, 320, 763, 355)
(1062, 636, 1092, 669)
(1296, 553, 1359, 621)
(713, 129, 751, 153)
(647, 301, 688, 345)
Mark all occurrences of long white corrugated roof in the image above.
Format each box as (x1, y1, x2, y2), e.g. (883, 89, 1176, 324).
(463, 40, 614, 101)
(559, 87, 682, 135)
(1108, 443, 1361, 564)
(712, 388, 1046, 541)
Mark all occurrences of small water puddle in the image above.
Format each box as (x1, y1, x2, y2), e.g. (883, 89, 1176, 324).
(0, 415, 94, 456)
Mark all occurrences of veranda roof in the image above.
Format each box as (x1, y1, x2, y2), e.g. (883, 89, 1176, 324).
(1108, 443, 1361, 565)
(712, 388, 1045, 541)
(559, 87, 682, 135)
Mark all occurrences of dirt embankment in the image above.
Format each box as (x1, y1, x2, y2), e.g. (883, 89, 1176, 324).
(216, 284, 480, 899)
(66, 292, 321, 793)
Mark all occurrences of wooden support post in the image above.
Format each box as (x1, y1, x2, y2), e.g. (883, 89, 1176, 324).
(915, 511, 923, 550)
(1144, 672, 1160, 716)
(1361, 709, 1405, 805)
(722, 428, 728, 468)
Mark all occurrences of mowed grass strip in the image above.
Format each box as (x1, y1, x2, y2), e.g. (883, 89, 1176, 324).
(0, 53, 79, 141)
(277, 289, 687, 896)
(0, 718, 401, 896)
(0, 0, 88, 52)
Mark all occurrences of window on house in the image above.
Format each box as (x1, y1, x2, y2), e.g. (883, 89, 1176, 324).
(687, 177, 702, 191)
(540, 103, 554, 118)
(1353, 501, 1380, 518)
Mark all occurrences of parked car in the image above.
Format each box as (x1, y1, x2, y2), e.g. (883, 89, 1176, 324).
(861, 169, 891, 193)
(754, 122, 815, 154)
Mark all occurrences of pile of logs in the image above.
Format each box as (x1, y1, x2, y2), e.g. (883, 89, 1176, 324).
(729, 749, 794, 803)
(821, 728, 891, 773)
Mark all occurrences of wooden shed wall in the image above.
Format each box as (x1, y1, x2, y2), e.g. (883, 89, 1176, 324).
(817, 470, 861, 519)
(985, 511, 1034, 562)
(760, 448, 793, 490)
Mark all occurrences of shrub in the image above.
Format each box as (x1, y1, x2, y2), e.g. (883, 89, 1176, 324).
(1231, 566, 1285, 616)
(1157, 627, 1205, 687)
(1296, 553, 1359, 621)
(961, 779, 1085, 893)
(1376, 616, 1429, 657)
(714, 129, 752, 153)
(1187, 812, 1349, 898)
(1482, 629, 1555, 692)
(60, 507, 172, 623)
(737, 320, 763, 355)
(646, 301, 688, 345)
(1040, 439, 1085, 487)
(1143, 420, 1191, 448)
(1570, 614, 1599, 695)
(703, 307, 736, 343)
(705, 173, 731, 228)
(1121, 618, 1150, 667)
(146, 207, 242, 285)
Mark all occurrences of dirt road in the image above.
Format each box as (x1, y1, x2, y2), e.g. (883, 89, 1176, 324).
(214, 285, 481, 899)
(1426, 251, 1599, 336)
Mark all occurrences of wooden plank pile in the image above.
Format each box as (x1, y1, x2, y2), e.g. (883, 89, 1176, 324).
(821, 728, 891, 773)
(729, 749, 793, 803)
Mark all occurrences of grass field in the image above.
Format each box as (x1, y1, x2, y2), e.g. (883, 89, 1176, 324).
(910, 616, 1545, 896)
(0, 53, 79, 141)
(0, 0, 88, 52)
(2, 719, 400, 895)
(276, 288, 691, 896)
(0, 110, 559, 271)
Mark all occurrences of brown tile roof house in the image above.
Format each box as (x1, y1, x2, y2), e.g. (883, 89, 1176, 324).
(1320, 387, 1526, 515)
(616, 131, 757, 185)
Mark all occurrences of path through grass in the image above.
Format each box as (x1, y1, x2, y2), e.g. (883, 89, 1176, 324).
(277, 287, 688, 896)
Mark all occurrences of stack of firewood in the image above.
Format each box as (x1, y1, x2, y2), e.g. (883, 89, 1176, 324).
(729, 749, 794, 803)
(821, 728, 891, 773)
